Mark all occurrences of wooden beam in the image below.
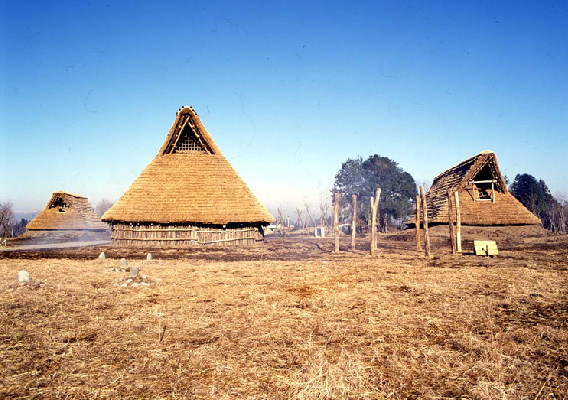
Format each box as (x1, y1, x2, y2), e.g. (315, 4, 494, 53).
(370, 196, 375, 255)
(454, 191, 462, 253)
(334, 192, 340, 253)
(370, 188, 380, 255)
(351, 194, 357, 251)
(416, 195, 421, 251)
(374, 188, 380, 252)
(447, 190, 456, 255)
(420, 186, 431, 257)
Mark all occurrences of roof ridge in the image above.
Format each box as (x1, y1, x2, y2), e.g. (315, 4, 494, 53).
(53, 190, 87, 198)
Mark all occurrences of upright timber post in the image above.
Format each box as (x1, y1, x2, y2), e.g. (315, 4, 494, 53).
(334, 192, 340, 253)
(374, 188, 381, 252)
(454, 191, 462, 254)
(370, 188, 380, 255)
(447, 190, 456, 255)
(416, 195, 422, 251)
(351, 194, 357, 251)
(420, 185, 431, 257)
(370, 196, 375, 255)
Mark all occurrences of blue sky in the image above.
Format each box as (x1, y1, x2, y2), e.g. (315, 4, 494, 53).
(1, 0, 567, 216)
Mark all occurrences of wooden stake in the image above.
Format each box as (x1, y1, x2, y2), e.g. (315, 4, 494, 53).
(370, 188, 380, 255)
(374, 188, 381, 252)
(370, 196, 375, 255)
(351, 194, 357, 251)
(454, 191, 462, 253)
(448, 190, 456, 255)
(420, 186, 431, 257)
(416, 195, 421, 251)
(334, 192, 340, 253)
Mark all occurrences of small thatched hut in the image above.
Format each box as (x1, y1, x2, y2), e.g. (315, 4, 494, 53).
(27, 191, 109, 232)
(102, 106, 275, 247)
(417, 151, 540, 226)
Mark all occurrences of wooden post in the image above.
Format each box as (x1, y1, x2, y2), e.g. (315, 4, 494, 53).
(416, 195, 421, 250)
(334, 192, 340, 253)
(370, 196, 375, 255)
(351, 194, 357, 251)
(447, 190, 456, 255)
(420, 186, 431, 257)
(454, 191, 462, 253)
(370, 188, 380, 255)
(374, 188, 381, 252)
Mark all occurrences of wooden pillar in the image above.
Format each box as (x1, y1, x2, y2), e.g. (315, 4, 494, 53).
(416, 195, 422, 251)
(454, 191, 462, 253)
(351, 194, 357, 251)
(447, 190, 456, 255)
(334, 192, 340, 253)
(370, 196, 375, 255)
(370, 188, 380, 255)
(420, 186, 431, 257)
(374, 189, 381, 252)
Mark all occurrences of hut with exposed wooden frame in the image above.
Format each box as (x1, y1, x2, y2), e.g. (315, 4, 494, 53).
(27, 191, 109, 232)
(414, 151, 540, 226)
(101, 106, 275, 247)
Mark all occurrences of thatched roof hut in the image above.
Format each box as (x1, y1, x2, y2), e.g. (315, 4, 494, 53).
(27, 191, 108, 231)
(416, 151, 540, 226)
(102, 106, 274, 247)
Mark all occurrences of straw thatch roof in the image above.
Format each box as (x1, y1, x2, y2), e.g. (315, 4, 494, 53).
(27, 191, 109, 231)
(102, 106, 274, 225)
(417, 151, 540, 226)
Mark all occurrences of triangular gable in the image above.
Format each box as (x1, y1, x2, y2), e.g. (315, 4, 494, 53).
(455, 151, 507, 194)
(158, 106, 222, 155)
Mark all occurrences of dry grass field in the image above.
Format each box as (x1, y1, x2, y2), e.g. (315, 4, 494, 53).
(1, 229, 567, 399)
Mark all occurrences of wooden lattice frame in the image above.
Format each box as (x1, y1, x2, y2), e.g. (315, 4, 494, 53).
(175, 129, 206, 153)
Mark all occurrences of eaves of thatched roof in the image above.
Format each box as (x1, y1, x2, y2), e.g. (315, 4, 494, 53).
(102, 106, 274, 225)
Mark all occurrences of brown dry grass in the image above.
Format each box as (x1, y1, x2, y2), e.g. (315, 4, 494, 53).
(1, 232, 567, 399)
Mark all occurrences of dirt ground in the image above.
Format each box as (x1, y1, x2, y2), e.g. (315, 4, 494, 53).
(1, 227, 567, 399)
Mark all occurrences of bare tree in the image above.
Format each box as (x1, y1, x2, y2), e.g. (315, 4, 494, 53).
(0, 202, 14, 238)
(319, 202, 329, 227)
(95, 199, 114, 217)
(419, 180, 432, 194)
(304, 202, 312, 234)
(295, 208, 303, 232)
(277, 208, 286, 236)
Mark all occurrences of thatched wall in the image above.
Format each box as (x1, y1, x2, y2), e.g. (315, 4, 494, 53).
(109, 223, 265, 247)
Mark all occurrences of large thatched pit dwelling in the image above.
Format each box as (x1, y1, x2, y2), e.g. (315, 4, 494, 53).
(416, 151, 540, 226)
(102, 106, 274, 247)
(27, 191, 109, 233)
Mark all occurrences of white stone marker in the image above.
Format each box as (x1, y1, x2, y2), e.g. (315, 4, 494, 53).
(129, 266, 139, 278)
(146, 253, 153, 261)
(120, 258, 128, 267)
(99, 252, 106, 259)
(18, 271, 30, 283)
